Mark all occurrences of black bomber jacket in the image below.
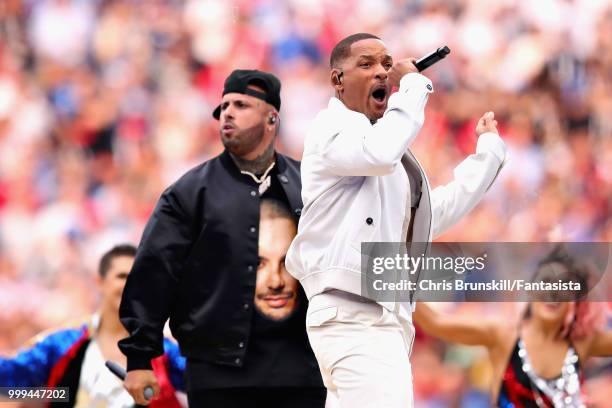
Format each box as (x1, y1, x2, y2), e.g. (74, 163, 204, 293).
(118, 149, 304, 370)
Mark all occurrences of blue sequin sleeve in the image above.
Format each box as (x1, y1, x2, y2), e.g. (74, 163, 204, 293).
(163, 338, 186, 392)
(0, 328, 83, 388)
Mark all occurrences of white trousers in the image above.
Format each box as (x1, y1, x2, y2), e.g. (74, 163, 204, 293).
(306, 290, 415, 408)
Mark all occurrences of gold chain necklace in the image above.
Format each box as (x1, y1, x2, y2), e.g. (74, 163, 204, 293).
(240, 161, 275, 195)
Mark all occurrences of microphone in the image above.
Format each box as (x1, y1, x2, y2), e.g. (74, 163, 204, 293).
(105, 360, 154, 401)
(413, 46, 451, 72)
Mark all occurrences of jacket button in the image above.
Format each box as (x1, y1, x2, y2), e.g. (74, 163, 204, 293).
(243, 303, 250, 310)
(366, 217, 373, 225)
(239, 342, 245, 348)
(247, 265, 254, 272)
(279, 175, 289, 183)
(294, 208, 302, 216)
(235, 358, 241, 365)
(249, 226, 256, 233)
(250, 191, 257, 197)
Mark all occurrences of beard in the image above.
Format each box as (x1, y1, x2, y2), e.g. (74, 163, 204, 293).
(220, 121, 266, 157)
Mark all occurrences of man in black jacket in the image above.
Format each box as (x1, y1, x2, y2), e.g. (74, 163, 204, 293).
(119, 70, 325, 407)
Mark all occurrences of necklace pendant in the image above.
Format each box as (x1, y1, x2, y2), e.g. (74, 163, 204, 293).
(259, 175, 271, 195)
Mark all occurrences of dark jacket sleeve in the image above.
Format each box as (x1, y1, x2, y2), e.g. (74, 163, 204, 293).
(119, 186, 194, 371)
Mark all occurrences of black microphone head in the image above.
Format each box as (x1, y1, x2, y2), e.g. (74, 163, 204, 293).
(437, 46, 450, 57)
(105, 360, 127, 380)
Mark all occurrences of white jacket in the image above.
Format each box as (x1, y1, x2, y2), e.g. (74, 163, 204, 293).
(286, 73, 506, 305)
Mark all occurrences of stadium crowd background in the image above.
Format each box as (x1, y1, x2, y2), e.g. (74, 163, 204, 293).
(0, 0, 610, 406)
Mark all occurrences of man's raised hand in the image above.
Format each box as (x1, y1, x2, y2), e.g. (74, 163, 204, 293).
(476, 111, 499, 136)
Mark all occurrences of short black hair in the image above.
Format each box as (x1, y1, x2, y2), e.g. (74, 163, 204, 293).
(330, 33, 381, 68)
(260, 198, 294, 222)
(99, 244, 137, 278)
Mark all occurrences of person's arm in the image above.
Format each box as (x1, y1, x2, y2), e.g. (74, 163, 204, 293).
(413, 302, 500, 349)
(430, 112, 506, 239)
(0, 343, 51, 388)
(586, 330, 612, 357)
(319, 73, 433, 177)
(119, 187, 194, 371)
(120, 186, 194, 405)
(0, 328, 82, 388)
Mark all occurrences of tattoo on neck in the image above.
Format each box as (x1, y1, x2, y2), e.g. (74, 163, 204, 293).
(231, 143, 275, 174)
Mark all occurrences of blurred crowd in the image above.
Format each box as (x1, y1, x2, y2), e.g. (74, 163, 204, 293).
(0, 0, 610, 406)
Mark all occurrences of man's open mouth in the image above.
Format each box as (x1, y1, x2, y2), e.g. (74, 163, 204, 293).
(371, 85, 387, 103)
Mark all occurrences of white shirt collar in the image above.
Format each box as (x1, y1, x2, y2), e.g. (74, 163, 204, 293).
(328, 97, 377, 124)
(328, 96, 348, 111)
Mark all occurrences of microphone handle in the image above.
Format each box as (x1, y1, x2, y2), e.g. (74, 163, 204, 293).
(105, 361, 154, 401)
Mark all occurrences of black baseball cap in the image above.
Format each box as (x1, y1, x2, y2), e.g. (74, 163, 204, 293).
(212, 69, 281, 120)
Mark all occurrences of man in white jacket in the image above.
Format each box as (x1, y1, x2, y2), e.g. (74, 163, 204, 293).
(285, 33, 506, 407)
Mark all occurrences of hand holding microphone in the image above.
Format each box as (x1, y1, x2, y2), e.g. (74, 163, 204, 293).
(105, 361, 159, 406)
(388, 46, 451, 88)
(388, 57, 420, 88)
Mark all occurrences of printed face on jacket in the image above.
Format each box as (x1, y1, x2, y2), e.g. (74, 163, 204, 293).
(255, 200, 299, 321)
